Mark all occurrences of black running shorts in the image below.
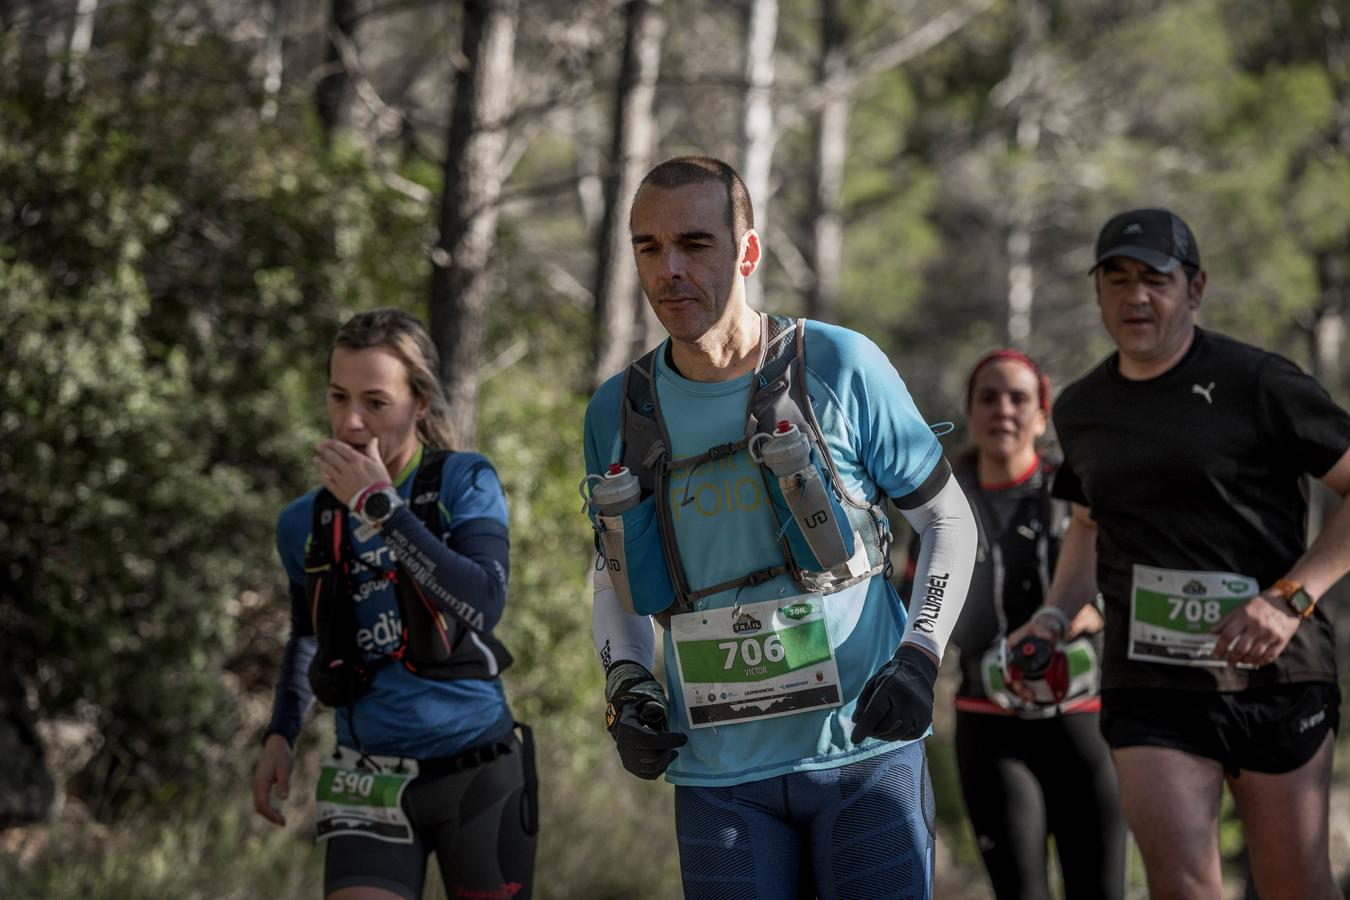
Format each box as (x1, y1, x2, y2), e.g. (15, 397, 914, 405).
(1099, 681, 1340, 776)
(323, 729, 539, 900)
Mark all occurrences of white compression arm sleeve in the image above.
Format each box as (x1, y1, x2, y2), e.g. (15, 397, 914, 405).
(591, 562, 656, 672)
(896, 471, 977, 661)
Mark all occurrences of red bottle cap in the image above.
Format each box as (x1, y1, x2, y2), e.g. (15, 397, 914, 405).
(776, 420, 792, 433)
(608, 463, 623, 475)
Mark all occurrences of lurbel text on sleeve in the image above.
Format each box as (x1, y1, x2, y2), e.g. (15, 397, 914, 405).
(914, 572, 950, 634)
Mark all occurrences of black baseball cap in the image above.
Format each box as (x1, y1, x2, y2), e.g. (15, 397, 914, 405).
(1091, 208, 1200, 274)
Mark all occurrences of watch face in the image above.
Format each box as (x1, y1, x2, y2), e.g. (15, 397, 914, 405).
(363, 491, 393, 520)
(1288, 588, 1315, 617)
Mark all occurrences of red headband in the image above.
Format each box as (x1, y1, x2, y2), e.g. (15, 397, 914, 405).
(966, 349, 1050, 414)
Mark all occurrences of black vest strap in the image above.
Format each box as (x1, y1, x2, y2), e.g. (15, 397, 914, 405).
(957, 461, 1055, 638)
(306, 490, 387, 707)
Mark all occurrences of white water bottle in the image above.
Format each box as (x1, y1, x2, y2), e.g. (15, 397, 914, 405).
(755, 421, 813, 476)
(751, 421, 852, 571)
(589, 464, 641, 516)
(582, 464, 643, 614)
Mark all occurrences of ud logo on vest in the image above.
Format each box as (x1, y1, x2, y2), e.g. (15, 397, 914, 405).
(1182, 579, 1207, 596)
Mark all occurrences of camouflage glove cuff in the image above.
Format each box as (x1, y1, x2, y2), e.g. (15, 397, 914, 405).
(604, 661, 687, 780)
(605, 661, 667, 710)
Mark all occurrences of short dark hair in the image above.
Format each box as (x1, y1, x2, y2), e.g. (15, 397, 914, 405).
(631, 156, 754, 241)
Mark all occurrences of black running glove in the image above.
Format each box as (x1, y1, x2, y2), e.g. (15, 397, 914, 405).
(605, 661, 688, 780)
(850, 644, 939, 744)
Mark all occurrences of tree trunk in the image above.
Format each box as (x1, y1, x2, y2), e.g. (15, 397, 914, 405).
(1312, 307, 1344, 397)
(315, 0, 361, 142)
(429, 0, 517, 449)
(740, 0, 777, 311)
(260, 0, 285, 121)
(0, 0, 55, 84)
(0, 671, 53, 829)
(1006, 225, 1034, 348)
(573, 100, 605, 237)
(636, 122, 667, 356)
(69, 0, 97, 55)
(590, 0, 664, 388)
(806, 0, 848, 323)
(63, 0, 98, 92)
(1003, 0, 1047, 348)
(39, 0, 68, 93)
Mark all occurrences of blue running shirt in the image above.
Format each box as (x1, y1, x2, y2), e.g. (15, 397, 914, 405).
(276, 447, 514, 758)
(585, 321, 943, 785)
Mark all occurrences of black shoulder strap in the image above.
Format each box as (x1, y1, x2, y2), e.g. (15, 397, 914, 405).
(1035, 459, 1056, 598)
(757, 314, 798, 388)
(620, 348, 666, 495)
(409, 447, 451, 533)
(305, 489, 349, 640)
(306, 488, 344, 572)
(393, 446, 514, 679)
(305, 488, 386, 706)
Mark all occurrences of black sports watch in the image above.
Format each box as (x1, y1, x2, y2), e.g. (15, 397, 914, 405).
(359, 487, 403, 526)
(1271, 579, 1316, 619)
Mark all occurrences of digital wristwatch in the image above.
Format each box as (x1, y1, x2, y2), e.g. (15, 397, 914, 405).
(1271, 578, 1316, 619)
(358, 486, 403, 528)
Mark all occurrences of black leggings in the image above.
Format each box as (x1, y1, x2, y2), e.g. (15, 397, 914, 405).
(954, 710, 1125, 900)
(323, 730, 539, 900)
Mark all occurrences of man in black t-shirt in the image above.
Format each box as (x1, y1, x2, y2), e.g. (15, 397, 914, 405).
(1011, 208, 1350, 900)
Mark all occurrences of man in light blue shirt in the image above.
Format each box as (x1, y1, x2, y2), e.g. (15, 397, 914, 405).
(584, 156, 976, 899)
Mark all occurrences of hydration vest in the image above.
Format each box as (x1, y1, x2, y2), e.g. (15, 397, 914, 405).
(618, 313, 893, 616)
(304, 448, 512, 708)
(954, 458, 1059, 649)
(944, 458, 1102, 712)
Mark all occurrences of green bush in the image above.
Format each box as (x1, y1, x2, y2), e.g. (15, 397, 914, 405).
(0, 11, 425, 809)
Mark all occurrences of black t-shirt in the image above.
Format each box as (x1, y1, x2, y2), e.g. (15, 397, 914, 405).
(1052, 328, 1349, 692)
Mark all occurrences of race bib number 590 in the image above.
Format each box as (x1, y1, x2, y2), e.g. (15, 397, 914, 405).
(315, 754, 415, 844)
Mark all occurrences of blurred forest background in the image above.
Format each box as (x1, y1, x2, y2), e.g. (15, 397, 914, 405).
(2, 0, 1349, 897)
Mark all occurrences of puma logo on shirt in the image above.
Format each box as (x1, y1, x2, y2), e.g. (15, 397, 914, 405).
(1192, 382, 1215, 404)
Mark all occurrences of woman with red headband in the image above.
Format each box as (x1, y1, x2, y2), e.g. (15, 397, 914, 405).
(904, 350, 1125, 899)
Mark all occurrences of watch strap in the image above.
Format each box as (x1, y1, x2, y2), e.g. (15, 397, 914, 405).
(1271, 578, 1316, 619)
